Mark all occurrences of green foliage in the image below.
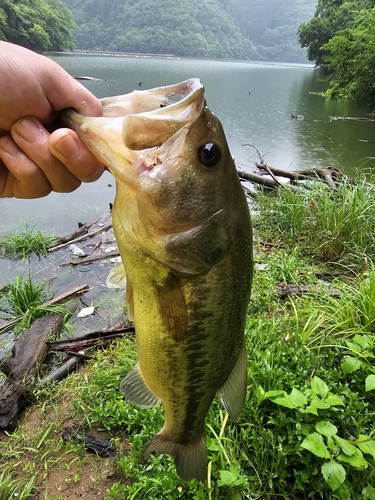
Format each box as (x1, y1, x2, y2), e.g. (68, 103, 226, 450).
(322, 8, 375, 103)
(0, 472, 35, 500)
(259, 371, 375, 496)
(63, 0, 257, 59)
(0, 222, 56, 259)
(0, 274, 69, 336)
(0, 0, 76, 51)
(298, 0, 375, 67)
(254, 176, 375, 270)
(63, 0, 316, 62)
(298, 0, 375, 102)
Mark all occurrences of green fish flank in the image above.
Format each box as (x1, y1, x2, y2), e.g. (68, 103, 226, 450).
(63, 79, 253, 482)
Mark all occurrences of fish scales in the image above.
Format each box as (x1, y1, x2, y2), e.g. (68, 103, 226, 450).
(63, 78, 253, 482)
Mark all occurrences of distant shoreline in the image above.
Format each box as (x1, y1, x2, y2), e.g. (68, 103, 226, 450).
(48, 49, 178, 59)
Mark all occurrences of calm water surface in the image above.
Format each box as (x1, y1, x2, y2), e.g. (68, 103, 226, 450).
(1, 55, 375, 236)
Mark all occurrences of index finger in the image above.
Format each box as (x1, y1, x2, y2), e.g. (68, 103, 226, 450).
(40, 62, 103, 118)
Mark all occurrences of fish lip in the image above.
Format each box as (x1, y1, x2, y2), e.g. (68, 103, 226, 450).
(99, 78, 204, 119)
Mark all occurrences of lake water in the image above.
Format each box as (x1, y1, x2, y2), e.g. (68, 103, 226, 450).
(1, 54, 375, 236)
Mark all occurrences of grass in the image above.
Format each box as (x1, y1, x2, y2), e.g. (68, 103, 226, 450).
(1, 176, 375, 498)
(0, 274, 70, 337)
(254, 176, 375, 270)
(0, 471, 35, 500)
(0, 221, 56, 259)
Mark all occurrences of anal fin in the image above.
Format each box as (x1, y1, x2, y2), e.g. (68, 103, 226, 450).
(120, 363, 160, 408)
(218, 343, 247, 422)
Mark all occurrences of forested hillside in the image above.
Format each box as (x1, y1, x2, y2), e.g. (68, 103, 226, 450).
(0, 0, 76, 51)
(221, 0, 316, 62)
(62, 0, 257, 59)
(0, 0, 317, 62)
(62, 0, 317, 62)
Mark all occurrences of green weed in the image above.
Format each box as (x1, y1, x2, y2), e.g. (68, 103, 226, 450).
(254, 177, 375, 270)
(0, 221, 56, 259)
(0, 471, 35, 500)
(0, 274, 69, 337)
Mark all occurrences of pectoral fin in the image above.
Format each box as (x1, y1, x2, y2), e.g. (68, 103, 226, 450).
(157, 278, 188, 342)
(120, 363, 160, 408)
(218, 343, 247, 422)
(106, 264, 134, 321)
(106, 263, 127, 288)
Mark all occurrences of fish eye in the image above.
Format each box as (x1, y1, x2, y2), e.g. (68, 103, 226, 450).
(198, 143, 221, 169)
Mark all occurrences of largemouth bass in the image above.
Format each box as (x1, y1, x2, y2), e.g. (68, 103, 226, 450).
(63, 79, 253, 482)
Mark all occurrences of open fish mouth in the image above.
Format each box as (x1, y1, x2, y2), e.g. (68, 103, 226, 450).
(62, 79, 205, 178)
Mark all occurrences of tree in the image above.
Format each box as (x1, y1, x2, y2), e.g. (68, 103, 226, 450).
(298, 0, 375, 67)
(322, 8, 375, 103)
(0, 0, 76, 51)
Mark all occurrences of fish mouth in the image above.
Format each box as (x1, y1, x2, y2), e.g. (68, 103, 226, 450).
(62, 79, 205, 183)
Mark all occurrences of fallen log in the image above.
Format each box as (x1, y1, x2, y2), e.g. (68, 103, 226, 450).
(0, 302, 77, 429)
(236, 168, 289, 189)
(47, 324, 135, 351)
(60, 249, 120, 267)
(237, 144, 350, 190)
(38, 353, 85, 387)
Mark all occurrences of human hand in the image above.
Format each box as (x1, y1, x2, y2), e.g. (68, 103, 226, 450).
(0, 42, 104, 198)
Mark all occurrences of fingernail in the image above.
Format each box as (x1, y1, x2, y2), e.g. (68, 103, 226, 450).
(14, 118, 43, 143)
(0, 136, 20, 155)
(53, 133, 80, 159)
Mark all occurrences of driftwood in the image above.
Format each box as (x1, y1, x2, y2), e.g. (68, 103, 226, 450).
(48, 216, 102, 250)
(60, 249, 120, 267)
(0, 301, 77, 429)
(47, 325, 135, 352)
(46, 211, 120, 268)
(48, 211, 112, 253)
(38, 354, 86, 387)
(39, 316, 132, 387)
(48, 222, 112, 253)
(238, 144, 350, 190)
(329, 115, 375, 122)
